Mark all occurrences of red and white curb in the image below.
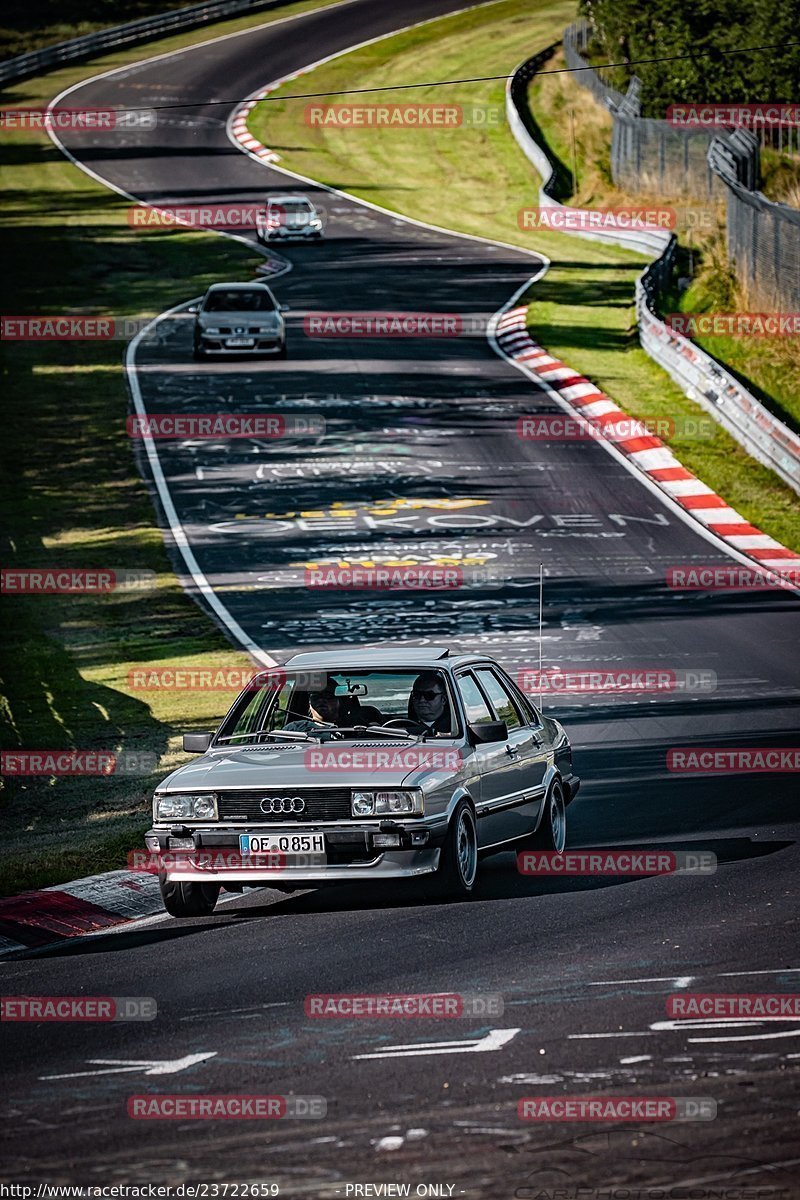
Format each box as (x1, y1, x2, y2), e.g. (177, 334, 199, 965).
(230, 94, 281, 163)
(495, 308, 800, 578)
(0, 870, 163, 956)
(229, 64, 317, 166)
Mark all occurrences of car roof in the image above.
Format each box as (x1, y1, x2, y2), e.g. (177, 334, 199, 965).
(268, 194, 312, 203)
(205, 282, 271, 291)
(282, 647, 497, 670)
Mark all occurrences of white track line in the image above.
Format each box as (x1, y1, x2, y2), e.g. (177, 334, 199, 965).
(124, 302, 277, 665)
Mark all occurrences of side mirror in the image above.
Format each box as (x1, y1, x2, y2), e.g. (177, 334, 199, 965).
(186, 304, 199, 314)
(279, 303, 290, 313)
(468, 720, 508, 745)
(183, 732, 212, 753)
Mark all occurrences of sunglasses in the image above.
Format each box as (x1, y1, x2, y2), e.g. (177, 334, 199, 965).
(413, 689, 442, 702)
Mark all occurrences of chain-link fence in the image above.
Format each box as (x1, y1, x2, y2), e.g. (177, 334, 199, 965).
(564, 19, 800, 313)
(709, 136, 800, 310)
(564, 21, 732, 199)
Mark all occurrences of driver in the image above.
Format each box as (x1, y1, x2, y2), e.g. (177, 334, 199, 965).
(409, 672, 452, 736)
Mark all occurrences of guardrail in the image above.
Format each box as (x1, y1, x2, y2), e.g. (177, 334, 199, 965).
(507, 48, 800, 495)
(0, 0, 285, 88)
(506, 48, 671, 257)
(636, 274, 800, 492)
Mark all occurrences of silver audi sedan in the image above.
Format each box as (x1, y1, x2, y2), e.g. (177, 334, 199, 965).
(146, 647, 580, 916)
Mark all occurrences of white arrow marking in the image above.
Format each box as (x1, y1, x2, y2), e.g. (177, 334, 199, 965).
(353, 1028, 520, 1060)
(41, 1051, 216, 1080)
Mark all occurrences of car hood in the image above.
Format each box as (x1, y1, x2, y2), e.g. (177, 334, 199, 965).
(197, 309, 281, 328)
(271, 210, 316, 225)
(157, 741, 463, 792)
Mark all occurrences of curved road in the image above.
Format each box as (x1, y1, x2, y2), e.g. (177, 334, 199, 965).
(2, 0, 799, 1192)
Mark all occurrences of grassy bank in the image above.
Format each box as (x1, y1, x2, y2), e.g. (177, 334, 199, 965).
(529, 46, 800, 434)
(0, 0, 338, 895)
(248, 1, 800, 550)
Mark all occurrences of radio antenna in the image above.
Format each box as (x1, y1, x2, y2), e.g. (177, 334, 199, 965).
(538, 562, 544, 711)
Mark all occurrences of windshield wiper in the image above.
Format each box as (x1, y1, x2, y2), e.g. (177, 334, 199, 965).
(215, 729, 318, 745)
(321, 725, 419, 741)
(261, 729, 318, 742)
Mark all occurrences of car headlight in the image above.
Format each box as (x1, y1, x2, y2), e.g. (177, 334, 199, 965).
(351, 790, 423, 817)
(153, 793, 217, 821)
(203, 326, 221, 335)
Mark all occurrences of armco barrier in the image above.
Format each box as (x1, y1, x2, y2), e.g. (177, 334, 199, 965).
(0, 0, 287, 88)
(506, 49, 671, 258)
(507, 48, 800, 495)
(635, 280, 800, 491)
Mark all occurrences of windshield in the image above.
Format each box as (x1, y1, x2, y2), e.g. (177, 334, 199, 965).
(216, 669, 458, 743)
(271, 200, 312, 212)
(203, 289, 276, 313)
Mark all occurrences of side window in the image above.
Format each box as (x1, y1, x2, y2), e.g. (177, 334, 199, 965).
(456, 673, 493, 725)
(474, 669, 523, 730)
(494, 666, 542, 726)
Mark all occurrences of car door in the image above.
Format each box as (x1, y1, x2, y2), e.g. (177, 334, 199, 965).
(454, 669, 518, 849)
(453, 672, 503, 849)
(472, 667, 550, 845)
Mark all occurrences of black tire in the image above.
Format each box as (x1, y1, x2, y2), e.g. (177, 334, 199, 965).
(160, 875, 220, 918)
(192, 343, 205, 360)
(432, 799, 479, 898)
(275, 340, 287, 359)
(522, 780, 567, 852)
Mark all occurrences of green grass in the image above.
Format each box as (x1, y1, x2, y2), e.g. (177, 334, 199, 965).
(248, 9, 798, 551)
(0, 0, 341, 896)
(527, 49, 800, 432)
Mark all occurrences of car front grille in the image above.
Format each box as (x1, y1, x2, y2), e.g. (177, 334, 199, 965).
(216, 788, 352, 822)
(210, 326, 271, 334)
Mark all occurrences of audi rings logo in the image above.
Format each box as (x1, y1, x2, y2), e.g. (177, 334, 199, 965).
(259, 795, 305, 814)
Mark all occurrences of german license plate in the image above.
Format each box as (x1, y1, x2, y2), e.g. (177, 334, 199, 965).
(240, 833, 325, 855)
(226, 337, 254, 347)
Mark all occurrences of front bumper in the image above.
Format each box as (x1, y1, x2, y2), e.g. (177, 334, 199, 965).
(264, 227, 321, 239)
(145, 822, 442, 882)
(195, 334, 283, 355)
